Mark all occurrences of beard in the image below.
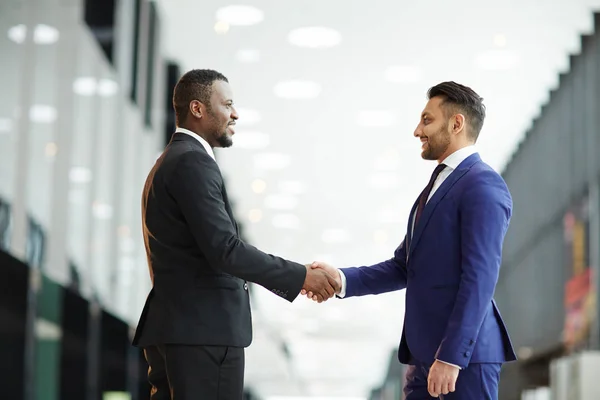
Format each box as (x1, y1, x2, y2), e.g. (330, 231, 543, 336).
(421, 126, 451, 160)
(216, 131, 233, 148)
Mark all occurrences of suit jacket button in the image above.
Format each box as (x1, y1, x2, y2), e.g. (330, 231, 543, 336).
(464, 351, 470, 357)
(244, 283, 248, 290)
(469, 340, 474, 345)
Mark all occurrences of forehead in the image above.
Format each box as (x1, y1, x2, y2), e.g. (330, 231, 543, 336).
(422, 96, 445, 116)
(211, 80, 233, 100)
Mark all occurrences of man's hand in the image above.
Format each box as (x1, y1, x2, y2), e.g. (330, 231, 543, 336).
(301, 261, 341, 301)
(427, 360, 459, 397)
(302, 264, 340, 303)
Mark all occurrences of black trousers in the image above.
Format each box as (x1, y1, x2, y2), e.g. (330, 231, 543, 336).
(143, 344, 245, 400)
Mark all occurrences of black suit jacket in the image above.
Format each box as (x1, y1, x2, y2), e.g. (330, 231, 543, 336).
(132, 132, 306, 348)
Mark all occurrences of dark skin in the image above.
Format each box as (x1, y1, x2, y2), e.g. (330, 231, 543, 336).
(179, 80, 340, 302)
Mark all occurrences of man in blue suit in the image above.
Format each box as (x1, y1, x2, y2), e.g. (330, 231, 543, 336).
(306, 82, 517, 399)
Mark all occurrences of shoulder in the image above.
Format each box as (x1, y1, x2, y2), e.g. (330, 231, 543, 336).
(461, 160, 512, 205)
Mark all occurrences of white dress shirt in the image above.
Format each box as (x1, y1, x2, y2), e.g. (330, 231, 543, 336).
(176, 127, 216, 161)
(336, 145, 478, 368)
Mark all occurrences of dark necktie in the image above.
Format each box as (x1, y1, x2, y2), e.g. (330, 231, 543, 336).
(414, 163, 447, 226)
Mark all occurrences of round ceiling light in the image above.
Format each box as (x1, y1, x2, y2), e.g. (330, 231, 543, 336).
(384, 65, 422, 84)
(215, 5, 264, 26)
(274, 80, 321, 99)
(288, 26, 342, 48)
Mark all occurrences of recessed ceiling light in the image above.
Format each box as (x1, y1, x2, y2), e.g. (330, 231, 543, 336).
(253, 153, 291, 170)
(384, 65, 422, 84)
(214, 21, 230, 34)
(474, 49, 519, 71)
(98, 79, 119, 96)
(0, 118, 13, 133)
(45, 142, 58, 158)
(278, 181, 306, 195)
(264, 194, 298, 210)
(7, 24, 26, 44)
(493, 34, 507, 47)
(215, 5, 264, 26)
(117, 225, 131, 237)
(235, 107, 261, 126)
(29, 105, 57, 123)
(92, 201, 113, 220)
(321, 228, 350, 244)
(33, 24, 59, 44)
(69, 167, 92, 183)
(274, 80, 321, 99)
(272, 213, 300, 229)
(73, 77, 97, 96)
(356, 110, 396, 127)
(235, 48, 260, 63)
(233, 130, 270, 149)
(251, 179, 267, 194)
(288, 26, 342, 48)
(248, 209, 263, 223)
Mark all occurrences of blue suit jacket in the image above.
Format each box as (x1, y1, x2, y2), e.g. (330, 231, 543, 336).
(340, 153, 517, 368)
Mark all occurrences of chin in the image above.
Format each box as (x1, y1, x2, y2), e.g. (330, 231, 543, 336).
(216, 134, 233, 148)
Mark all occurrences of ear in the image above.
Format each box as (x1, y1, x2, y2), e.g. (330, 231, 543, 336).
(189, 100, 203, 120)
(451, 113, 466, 135)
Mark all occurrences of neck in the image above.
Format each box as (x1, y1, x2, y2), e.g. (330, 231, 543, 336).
(437, 141, 473, 164)
(178, 124, 213, 148)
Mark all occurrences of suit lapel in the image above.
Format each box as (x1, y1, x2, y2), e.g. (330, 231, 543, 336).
(408, 153, 481, 257)
(405, 197, 419, 257)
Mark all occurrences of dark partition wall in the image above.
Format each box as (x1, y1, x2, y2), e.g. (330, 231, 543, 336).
(59, 288, 90, 400)
(99, 310, 130, 397)
(496, 12, 600, 400)
(0, 250, 28, 399)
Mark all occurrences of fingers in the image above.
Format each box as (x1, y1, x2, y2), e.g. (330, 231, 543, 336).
(427, 379, 439, 398)
(448, 378, 456, 393)
(325, 270, 341, 293)
(441, 381, 450, 396)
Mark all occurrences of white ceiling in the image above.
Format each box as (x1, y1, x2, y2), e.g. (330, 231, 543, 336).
(156, 0, 599, 398)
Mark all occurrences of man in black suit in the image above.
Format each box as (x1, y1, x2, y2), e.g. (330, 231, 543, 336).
(132, 69, 340, 399)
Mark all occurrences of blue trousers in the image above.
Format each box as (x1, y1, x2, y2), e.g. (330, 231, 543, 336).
(404, 359, 501, 400)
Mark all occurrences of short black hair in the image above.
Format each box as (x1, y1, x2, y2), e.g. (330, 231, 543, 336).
(427, 81, 486, 141)
(172, 69, 228, 126)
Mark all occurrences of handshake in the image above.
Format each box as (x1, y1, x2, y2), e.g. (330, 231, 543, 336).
(300, 261, 341, 303)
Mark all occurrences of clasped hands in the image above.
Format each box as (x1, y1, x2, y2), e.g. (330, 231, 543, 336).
(300, 261, 341, 303)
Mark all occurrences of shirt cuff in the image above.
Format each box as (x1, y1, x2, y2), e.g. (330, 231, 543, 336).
(337, 269, 347, 298)
(436, 359, 461, 370)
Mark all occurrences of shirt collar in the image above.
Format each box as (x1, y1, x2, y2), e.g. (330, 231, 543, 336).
(175, 127, 216, 161)
(440, 145, 477, 170)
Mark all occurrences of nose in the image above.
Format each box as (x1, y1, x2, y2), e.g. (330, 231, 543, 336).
(413, 125, 421, 137)
(231, 106, 239, 120)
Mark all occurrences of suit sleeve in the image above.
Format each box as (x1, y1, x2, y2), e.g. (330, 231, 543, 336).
(166, 151, 306, 302)
(434, 177, 512, 367)
(339, 238, 408, 298)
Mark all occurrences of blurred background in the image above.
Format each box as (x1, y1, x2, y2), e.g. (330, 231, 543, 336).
(1, 0, 600, 399)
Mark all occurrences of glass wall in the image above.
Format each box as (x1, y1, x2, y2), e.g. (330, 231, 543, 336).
(0, 0, 164, 326)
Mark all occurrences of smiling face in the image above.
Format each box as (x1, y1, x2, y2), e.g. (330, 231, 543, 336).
(200, 80, 238, 148)
(413, 96, 454, 162)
